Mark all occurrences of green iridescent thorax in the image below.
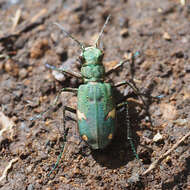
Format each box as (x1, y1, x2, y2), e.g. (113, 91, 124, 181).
(81, 47, 105, 83)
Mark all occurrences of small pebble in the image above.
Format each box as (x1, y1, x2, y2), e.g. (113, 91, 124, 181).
(30, 39, 49, 59)
(4, 59, 13, 72)
(163, 32, 171, 41)
(120, 28, 129, 37)
(52, 58, 77, 82)
(153, 132, 163, 142)
(19, 68, 28, 79)
(52, 70, 66, 82)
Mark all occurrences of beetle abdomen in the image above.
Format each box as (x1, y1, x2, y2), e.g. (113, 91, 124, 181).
(77, 82, 115, 149)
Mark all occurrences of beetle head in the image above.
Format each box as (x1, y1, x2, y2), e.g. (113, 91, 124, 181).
(81, 47, 104, 65)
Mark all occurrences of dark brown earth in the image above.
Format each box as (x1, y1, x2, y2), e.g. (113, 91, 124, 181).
(0, 0, 190, 189)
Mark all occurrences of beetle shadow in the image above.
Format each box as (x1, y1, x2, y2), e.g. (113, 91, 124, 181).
(90, 87, 148, 169)
(162, 156, 190, 189)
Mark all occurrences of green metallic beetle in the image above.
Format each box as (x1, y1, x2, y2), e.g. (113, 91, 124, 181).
(77, 46, 115, 149)
(46, 16, 143, 150)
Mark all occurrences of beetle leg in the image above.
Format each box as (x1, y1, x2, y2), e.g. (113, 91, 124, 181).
(114, 80, 163, 128)
(114, 80, 147, 109)
(117, 101, 140, 161)
(105, 59, 129, 76)
(105, 51, 141, 76)
(30, 88, 78, 121)
(48, 105, 76, 177)
(115, 80, 157, 129)
(114, 81, 161, 100)
(62, 106, 76, 133)
(45, 63, 82, 79)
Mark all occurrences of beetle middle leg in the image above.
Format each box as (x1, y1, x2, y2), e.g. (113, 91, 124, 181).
(104, 56, 150, 115)
(32, 87, 78, 177)
(114, 80, 163, 127)
(30, 87, 78, 121)
(114, 81, 161, 100)
(114, 80, 147, 108)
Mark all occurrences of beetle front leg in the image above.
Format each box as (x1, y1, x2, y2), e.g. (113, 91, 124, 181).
(105, 59, 129, 76)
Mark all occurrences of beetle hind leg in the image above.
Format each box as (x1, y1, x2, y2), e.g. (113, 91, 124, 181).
(117, 101, 140, 161)
(48, 105, 76, 177)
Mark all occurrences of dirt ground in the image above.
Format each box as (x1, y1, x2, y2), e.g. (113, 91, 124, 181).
(0, 0, 190, 189)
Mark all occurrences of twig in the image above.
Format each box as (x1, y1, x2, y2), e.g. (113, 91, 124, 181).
(11, 9, 21, 32)
(142, 130, 190, 175)
(0, 3, 60, 42)
(0, 158, 19, 182)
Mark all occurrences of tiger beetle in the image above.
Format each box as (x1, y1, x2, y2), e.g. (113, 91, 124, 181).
(43, 15, 158, 176)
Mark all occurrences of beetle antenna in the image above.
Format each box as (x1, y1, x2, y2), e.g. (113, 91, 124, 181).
(94, 15, 111, 47)
(54, 22, 85, 51)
